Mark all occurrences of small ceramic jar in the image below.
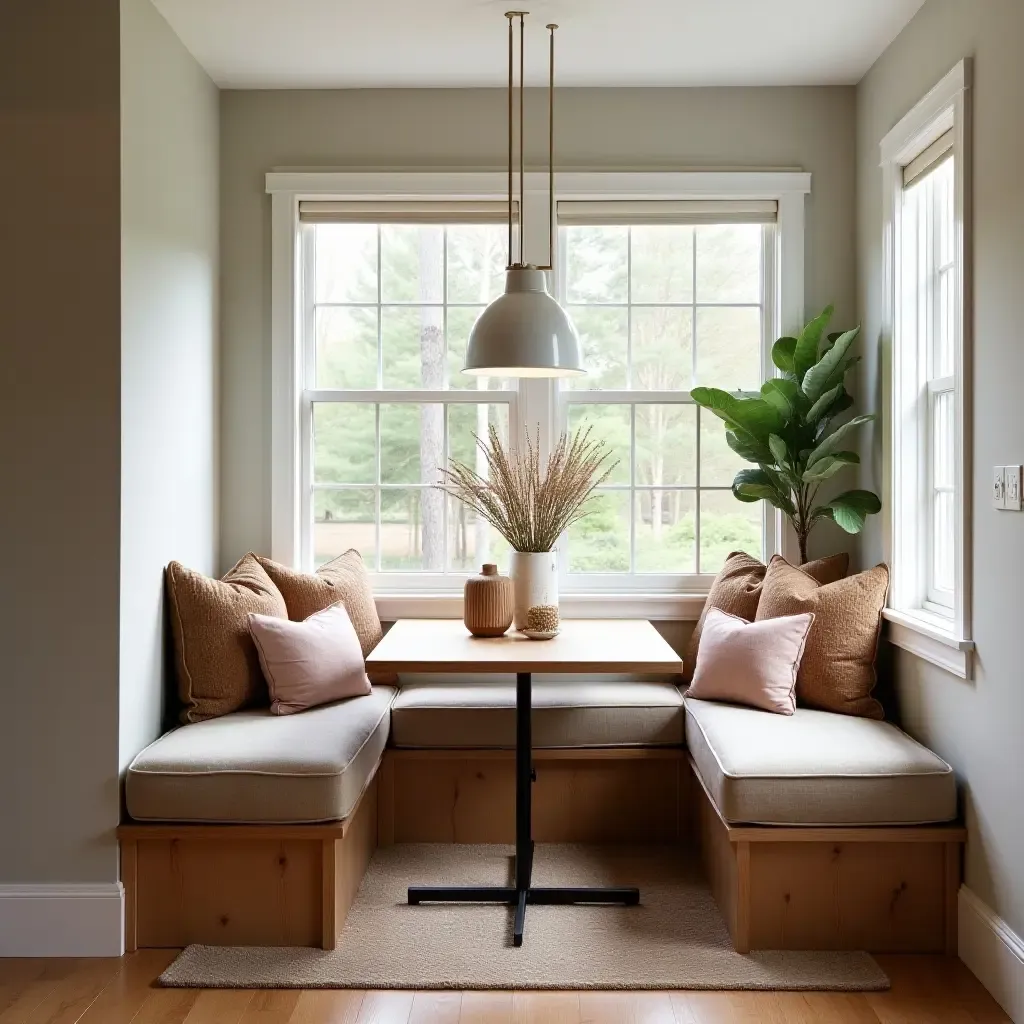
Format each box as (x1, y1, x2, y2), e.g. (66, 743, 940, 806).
(463, 563, 514, 637)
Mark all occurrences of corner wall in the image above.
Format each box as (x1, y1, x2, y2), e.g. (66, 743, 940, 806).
(119, 0, 220, 771)
(218, 85, 858, 570)
(856, 0, 1024, 1012)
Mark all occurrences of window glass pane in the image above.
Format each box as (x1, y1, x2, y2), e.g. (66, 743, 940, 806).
(313, 490, 376, 568)
(565, 226, 628, 303)
(566, 307, 628, 390)
(938, 267, 954, 378)
(631, 307, 692, 390)
(630, 226, 693, 303)
(635, 489, 695, 573)
(313, 403, 376, 484)
(568, 404, 630, 486)
(380, 225, 443, 303)
(380, 488, 444, 571)
(695, 306, 762, 392)
(695, 224, 761, 303)
(380, 306, 445, 389)
(447, 496, 509, 573)
(314, 223, 377, 303)
(447, 225, 507, 303)
(447, 306, 488, 390)
(700, 409, 747, 487)
(567, 490, 630, 573)
(315, 307, 378, 389)
(635, 404, 696, 486)
(700, 490, 763, 574)
(447, 402, 510, 468)
(380, 403, 444, 486)
(933, 389, 954, 489)
(933, 490, 954, 593)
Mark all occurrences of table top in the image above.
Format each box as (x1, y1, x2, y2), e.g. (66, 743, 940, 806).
(366, 618, 683, 675)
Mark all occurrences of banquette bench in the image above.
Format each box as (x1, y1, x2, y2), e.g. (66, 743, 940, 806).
(118, 676, 964, 954)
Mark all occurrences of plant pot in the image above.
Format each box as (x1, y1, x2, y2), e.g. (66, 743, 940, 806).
(463, 563, 514, 637)
(510, 550, 559, 633)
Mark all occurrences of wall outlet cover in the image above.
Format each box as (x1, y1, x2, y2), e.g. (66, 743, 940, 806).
(1005, 465, 1022, 510)
(993, 466, 1007, 509)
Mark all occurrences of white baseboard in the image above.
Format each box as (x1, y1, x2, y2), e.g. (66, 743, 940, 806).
(0, 883, 124, 957)
(959, 885, 1024, 1023)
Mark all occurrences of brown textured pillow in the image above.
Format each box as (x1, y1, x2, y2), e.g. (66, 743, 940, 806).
(755, 555, 889, 719)
(683, 550, 849, 682)
(167, 554, 287, 723)
(256, 550, 399, 686)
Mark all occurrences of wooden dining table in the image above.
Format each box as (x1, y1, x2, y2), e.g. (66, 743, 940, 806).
(367, 618, 683, 947)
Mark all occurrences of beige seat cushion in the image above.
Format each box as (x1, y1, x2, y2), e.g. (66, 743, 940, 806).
(684, 696, 956, 826)
(391, 680, 684, 749)
(126, 686, 396, 823)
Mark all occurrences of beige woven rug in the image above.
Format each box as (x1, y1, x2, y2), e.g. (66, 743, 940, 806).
(160, 844, 888, 991)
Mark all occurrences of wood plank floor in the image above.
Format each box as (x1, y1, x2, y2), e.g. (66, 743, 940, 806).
(0, 952, 1009, 1023)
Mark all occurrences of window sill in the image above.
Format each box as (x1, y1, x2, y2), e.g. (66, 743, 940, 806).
(374, 592, 708, 623)
(883, 607, 974, 679)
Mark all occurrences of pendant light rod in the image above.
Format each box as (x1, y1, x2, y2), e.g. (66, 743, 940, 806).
(518, 12, 525, 266)
(540, 23, 557, 271)
(507, 12, 514, 268)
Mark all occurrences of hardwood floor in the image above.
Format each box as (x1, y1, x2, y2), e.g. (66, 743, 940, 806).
(0, 952, 1009, 1023)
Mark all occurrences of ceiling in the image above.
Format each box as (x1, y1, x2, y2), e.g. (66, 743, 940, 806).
(152, 0, 926, 89)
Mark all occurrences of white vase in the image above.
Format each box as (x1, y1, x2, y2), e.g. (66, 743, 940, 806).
(511, 550, 559, 632)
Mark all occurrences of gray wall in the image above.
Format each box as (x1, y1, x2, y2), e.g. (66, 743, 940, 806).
(856, 0, 1024, 936)
(0, 1, 123, 882)
(119, 0, 220, 771)
(219, 86, 858, 568)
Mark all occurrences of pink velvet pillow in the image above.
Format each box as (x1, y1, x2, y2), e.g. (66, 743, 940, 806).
(687, 607, 814, 716)
(248, 604, 371, 716)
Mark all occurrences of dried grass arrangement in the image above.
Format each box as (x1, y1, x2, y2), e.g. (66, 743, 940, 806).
(438, 425, 616, 553)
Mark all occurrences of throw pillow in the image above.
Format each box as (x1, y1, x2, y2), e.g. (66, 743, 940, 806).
(166, 554, 287, 723)
(755, 555, 890, 719)
(682, 550, 849, 683)
(248, 604, 372, 715)
(256, 550, 398, 685)
(687, 607, 815, 715)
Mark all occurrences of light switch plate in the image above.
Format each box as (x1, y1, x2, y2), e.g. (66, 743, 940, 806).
(1005, 465, 1022, 510)
(993, 466, 1007, 509)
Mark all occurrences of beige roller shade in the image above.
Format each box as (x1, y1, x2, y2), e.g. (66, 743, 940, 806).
(299, 200, 517, 224)
(556, 200, 777, 226)
(903, 130, 954, 188)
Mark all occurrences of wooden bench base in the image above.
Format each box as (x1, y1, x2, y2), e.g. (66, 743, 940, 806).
(117, 773, 378, 951)
(692, 761, 965, 954)
(378, 748, 689, 844)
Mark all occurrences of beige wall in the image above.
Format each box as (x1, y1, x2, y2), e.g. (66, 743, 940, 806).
(0, 1, 122, 882)
(856, 0, 1024, 936)
(119, 0, 220, 771)
(219, 85, 858, 568)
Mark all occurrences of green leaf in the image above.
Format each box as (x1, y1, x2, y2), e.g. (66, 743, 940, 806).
(801, 326, 860, 402)
(771, 337, 797, 373)
(801, 450, 860, 482)
(690, 387, 784, 440)
(731, 468, 780, 503)
(814, 391, 855, 438)
(768, 433, 789, 466)
(726, 430, 772, 464)
(807, 414, 874, 467)
(793, 305, 834, 381)
(823, 490, 882, 533)
(806, 384, 844, 425)
(760, 379, 807, 421)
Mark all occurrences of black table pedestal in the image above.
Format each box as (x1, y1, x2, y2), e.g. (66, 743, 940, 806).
(407, 671, 640, 947)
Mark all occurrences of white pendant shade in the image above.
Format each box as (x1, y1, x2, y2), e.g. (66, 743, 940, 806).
(463, 267, 585, 378)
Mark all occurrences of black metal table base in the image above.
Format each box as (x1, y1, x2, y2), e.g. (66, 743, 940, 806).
(406, 672, 640, 947)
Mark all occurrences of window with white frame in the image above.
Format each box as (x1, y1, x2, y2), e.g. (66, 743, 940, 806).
(557, 202, 776, 582)
(882, 59, 972, 666)
(271, 173, 808, 598)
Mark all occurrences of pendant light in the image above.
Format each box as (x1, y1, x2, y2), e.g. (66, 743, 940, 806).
(462, 13, 585, 379)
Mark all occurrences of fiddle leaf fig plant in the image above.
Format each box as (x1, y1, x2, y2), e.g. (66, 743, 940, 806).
(691, 304, 881, 563)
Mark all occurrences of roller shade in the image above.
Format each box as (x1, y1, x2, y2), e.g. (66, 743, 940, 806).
(299, 200, 517, 224)
(903, 130, 954, 188)
(556, 200, 777, 225)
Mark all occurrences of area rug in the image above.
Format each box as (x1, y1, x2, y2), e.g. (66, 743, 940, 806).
(159, 844, 889, 991)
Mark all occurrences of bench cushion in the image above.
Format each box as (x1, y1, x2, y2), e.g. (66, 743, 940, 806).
(126, 686, 396, 823)
(391, 680, 684, 749)
(684, 696, 957, 826)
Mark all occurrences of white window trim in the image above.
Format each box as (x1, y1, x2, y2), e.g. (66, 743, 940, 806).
(266, 170, 810, 616)
(879, 58, 974, 676)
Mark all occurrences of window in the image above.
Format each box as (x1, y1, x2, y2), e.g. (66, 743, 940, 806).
(881, 59, 972, 674)
(556, 204, 776, 583)
(268, 172, 809, 607)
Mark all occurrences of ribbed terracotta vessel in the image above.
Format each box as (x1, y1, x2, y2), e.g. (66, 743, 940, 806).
(463, 564, 514, 637)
